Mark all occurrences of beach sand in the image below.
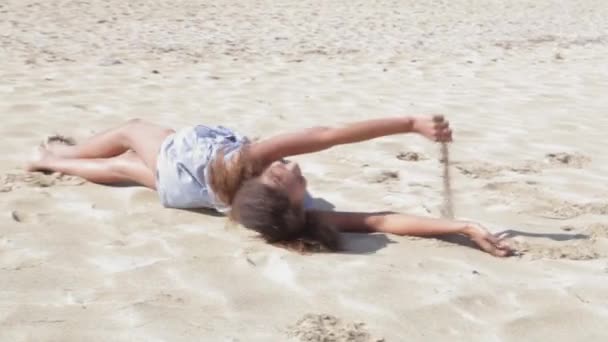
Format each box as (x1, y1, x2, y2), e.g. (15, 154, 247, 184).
(1, 0, 608, 341)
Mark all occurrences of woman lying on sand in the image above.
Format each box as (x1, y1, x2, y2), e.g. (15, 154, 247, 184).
(27, 115, 511, 256)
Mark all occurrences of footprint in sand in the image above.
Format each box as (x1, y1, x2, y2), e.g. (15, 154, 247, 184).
(455, 161, 540, 179)
(396, 151, 427, 162)
(455, 152, 591, 179)
(363, 169, 399, 184)
(286, 314, 383, 342)
(9, 210, 50, 224)
(545, 152, 591, 168)
(507, 223, 607, 261)
(481, 181, 544, 206)
(0, 171, 85, 192)
(510, 240, 600, 260)
(539, 202, 608, 220)
(127, 188, 160, 207)
(482, 181, 607, 220)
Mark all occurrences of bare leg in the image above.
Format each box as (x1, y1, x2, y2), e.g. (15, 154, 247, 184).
(47, 118, 174, 171)
(27, 148, 157, 189)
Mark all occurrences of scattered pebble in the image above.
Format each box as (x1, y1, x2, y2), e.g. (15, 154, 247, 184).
(11, 210, 22, 222)
(396, 151, 426, 162)
(99, 58, 122, 66)
(545, 152, 590, 168)
(365, 170, 399, 183)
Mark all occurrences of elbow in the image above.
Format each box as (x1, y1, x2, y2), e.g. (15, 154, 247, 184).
(364, 211, 395, 233)
(354, 214, 384, 233)
(366, 215, 384, 233)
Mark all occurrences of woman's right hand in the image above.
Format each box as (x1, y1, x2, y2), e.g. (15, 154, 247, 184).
(412, 115, 453, 142)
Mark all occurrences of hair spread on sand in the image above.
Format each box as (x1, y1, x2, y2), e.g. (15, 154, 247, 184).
(230, 179, 341, 253)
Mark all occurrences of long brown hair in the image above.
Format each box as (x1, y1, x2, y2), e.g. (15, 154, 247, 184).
(207, 144, 264, 207)
(230, 179, 341, 252)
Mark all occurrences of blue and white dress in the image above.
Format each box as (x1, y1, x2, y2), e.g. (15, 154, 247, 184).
(155, 124, 316, 213)
(155, 125, 248, 212)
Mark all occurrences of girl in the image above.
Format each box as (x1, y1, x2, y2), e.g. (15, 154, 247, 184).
(27, 115, 511, 257)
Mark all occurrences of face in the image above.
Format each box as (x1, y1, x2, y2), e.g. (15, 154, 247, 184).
(260, 160, 307, 205)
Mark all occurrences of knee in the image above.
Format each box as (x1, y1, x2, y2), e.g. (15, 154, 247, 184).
(122, 118, 148, 133)
(115, 119, 145, 145)
(108, 153, 139, 175)
(161, 128, 175, 136)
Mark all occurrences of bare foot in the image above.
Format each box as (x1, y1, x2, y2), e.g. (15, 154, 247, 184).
(25, 145, 55, 172)
(44, 135, 76, 157)
(464, 223, 513, 257)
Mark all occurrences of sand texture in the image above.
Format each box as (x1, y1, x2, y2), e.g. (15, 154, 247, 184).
(1, 1, 608, 341)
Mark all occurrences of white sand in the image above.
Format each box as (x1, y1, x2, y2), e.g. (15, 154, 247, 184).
(1, 0, 608, 341)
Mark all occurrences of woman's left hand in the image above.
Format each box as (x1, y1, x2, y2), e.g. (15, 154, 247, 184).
(464, 223, 513, 257)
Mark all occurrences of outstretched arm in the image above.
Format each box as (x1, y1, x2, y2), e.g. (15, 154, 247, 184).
(312, 210, 512, 257)
(248, 115, 451, 164)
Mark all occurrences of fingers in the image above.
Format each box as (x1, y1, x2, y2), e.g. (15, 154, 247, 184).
(434, 123, 452, 142)
(472, 233, 514, 257)
(489, 239, 513, 257)
(475, 237, 502, 256)
(420, 115, 453, 142)
(497, 242, 513, 256)
(489, 233, 513, 252)
(434, 121, 449, 129)
(484, 240, 510, 257)
(432, 114, 445, 123)
(466, 223, 514, 257)
(486, 234, 500, 244)
(493, 248, 510, 257)
(439, 128, 452, 142)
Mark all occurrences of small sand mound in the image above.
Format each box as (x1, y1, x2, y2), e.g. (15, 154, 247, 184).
(509, 223, 607, 260)
(545, 152, 591, 168)
(363, 169, 399, 184)
(588, 223, 608, 239)
(455, 162, 503, 179)
(510, 240, 600, 260)
(455, 161, 540, 179)
(456, 153, 591, 180)
(538, 202, 608, 220)
(539, 202, 587, 220)
(396, 151, 426, 162)
(0, 171, 85, 192)
(287, 314, 383, 342)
